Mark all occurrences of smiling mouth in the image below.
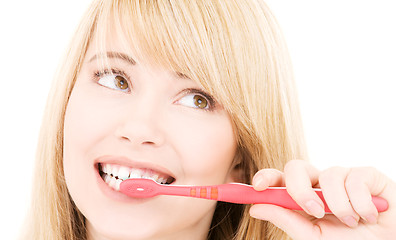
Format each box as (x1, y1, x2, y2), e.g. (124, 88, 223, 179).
(98, 163, 176, 191)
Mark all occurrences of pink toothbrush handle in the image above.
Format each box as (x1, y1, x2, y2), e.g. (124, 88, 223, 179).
(206, 183, 388, 213)
(119, 179, 388, 213)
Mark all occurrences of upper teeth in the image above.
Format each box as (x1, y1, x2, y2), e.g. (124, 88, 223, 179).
(100, 163, 171, 191)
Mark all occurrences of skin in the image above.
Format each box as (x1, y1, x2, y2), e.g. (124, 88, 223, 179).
(250, 160, 396, 239)
(62, 23, 396, 240)
(63, 31, 238, 240)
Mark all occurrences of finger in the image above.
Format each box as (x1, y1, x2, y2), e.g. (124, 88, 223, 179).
(318, 167, 360, 227)
(250, 204, 320, 240)
(252, 168, 284, 191)
(284, 160, 325, 218)
(345, 167, 387, 224)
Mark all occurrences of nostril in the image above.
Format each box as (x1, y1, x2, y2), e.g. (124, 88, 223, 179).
(119, 135, 163, 146)
(120, 136, 152, 144)
(115, 119, 165, 147)
(120, 136, 130, 141)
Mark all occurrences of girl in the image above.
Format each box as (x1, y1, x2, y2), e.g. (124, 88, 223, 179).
(22, 0, 395, 239)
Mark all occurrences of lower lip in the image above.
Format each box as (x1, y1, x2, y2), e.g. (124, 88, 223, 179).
(94, 165, 150, 203)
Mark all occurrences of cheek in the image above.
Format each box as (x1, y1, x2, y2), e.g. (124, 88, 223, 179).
(63, 81, 127, 219)
(171, 113, 237, 183)
(63, 82, 116, 193)
(64, 88, 98, 164)
(63, 82, 119, 160)
(63, 86, 95, 198)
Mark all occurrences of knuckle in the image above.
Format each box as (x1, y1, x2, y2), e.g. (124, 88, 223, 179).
(311, 224, 323, 239)
(328, 201, 355, 217)
(344, 176, 360, 189)
(362, 166, 379, 173)
(284, 159, 304, 173)
(319, 166, 343, 182)
(318, 166, 348, 187)
(353, 204, 374, 216)
(255, 168, 281, 178)
(286, 187, 312, 202)
(345, 167, 372, 188)
(349, 166, 378, 178)
(255, 169, 268, 176)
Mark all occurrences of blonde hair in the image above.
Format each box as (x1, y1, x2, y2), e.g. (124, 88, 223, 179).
(22, 0, 306, 239)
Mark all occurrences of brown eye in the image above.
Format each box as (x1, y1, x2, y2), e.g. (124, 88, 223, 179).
(176, 89, 214, 111)
(97, 72, 130, 92)
(193, 95, 208, 109)
(115, 76, 129, 90)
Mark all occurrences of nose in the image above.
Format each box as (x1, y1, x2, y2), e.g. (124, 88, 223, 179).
(115, 100, 166, 148)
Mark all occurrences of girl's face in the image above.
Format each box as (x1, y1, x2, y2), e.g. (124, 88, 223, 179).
(63, 31, 238, 240)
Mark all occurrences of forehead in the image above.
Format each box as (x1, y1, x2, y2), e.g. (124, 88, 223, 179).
(82, 34, 196, 91)
(86, 3, 234, 110)
(87, 21, 184, 75)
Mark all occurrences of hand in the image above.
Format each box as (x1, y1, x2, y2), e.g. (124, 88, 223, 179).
(249, 160, 395, 240)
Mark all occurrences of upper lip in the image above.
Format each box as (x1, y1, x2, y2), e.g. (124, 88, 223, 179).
(94, 155, 176, 179)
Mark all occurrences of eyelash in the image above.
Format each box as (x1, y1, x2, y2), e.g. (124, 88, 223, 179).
(93, 68, 131, 89)
(183, 88, 217, 111)
(92, 68, 217, 111)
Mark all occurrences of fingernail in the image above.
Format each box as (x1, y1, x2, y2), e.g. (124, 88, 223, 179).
(254, 175, 264, 186)
(253, 175, 267, 190)
(364, 214, 377, 224)
(305, 200, 325, 218)
(342, 216, 359, 228)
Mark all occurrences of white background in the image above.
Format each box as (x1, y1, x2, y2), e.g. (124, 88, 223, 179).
(0, 1, 395, 239)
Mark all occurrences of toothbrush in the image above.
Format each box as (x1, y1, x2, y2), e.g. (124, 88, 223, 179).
(119, 179, 388, 213)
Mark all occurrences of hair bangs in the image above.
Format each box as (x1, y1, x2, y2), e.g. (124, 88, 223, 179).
(92, 1, 248, 113)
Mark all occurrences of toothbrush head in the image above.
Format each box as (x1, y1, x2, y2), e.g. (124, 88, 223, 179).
(120, 178, 160, 198)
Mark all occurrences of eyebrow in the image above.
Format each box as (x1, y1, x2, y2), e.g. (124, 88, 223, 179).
(89, 51, 136, 65)
(89, 51, 190, 80)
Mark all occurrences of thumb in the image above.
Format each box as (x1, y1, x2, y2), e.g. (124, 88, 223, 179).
(250, 204, 319, 240)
